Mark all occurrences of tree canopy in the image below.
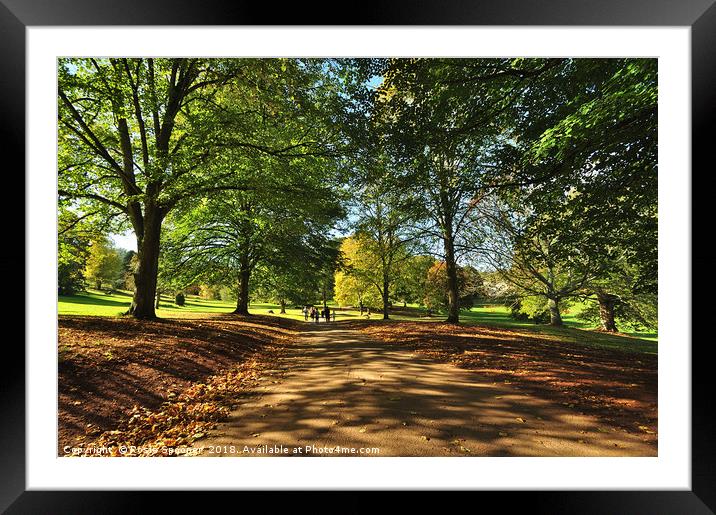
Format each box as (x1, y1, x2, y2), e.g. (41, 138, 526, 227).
(59, 57, 657, 330)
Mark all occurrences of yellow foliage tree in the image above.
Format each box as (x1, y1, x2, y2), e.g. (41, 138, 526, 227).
(333, 236, 382, 310)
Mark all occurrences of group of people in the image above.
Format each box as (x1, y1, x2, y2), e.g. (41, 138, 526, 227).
(303, 305, 336, 323)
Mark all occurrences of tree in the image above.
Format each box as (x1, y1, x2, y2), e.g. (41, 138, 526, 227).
(423, 261, 481, 313)
(84, 237, 124, 290)
(502, 59, 657, 329)
(334, 234, 402, 314)
(580, 259, 657, 332)
(160, 160, 343, 315)
(334, 270, 381, 311)
(58, 209, 92, 295)
(58, 201, 122, 295)
(253, 235, 341, 313)
(334, 236, 378, 311)
(121, 251, 138, 290)
(58, 58, 247, 317)
(58, 58, 345, 318)
(58, 240, 88, 295)
(351, 177, 415, 318)
(254, 266, 314, 313)
(374, 59, 562, 323)
(393, 254, 436, 307)
(475, 195, 600, 326)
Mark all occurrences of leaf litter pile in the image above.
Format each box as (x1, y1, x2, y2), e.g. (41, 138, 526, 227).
(59, 315, 297, 456)
(361, 322, 657, 446)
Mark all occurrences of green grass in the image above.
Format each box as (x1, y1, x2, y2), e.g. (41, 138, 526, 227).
(58, 289, 237, 317)
(59, 289, 135, 316)
(58, 291, 657, 353)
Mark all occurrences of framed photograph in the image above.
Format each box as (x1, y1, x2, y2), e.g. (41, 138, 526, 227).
(4, 0, 712, 512)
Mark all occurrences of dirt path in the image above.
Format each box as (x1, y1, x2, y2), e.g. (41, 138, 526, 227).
(198, 324, 656, 457)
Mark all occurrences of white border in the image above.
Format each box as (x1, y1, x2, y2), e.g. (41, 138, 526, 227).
(27, 27, 690, 490)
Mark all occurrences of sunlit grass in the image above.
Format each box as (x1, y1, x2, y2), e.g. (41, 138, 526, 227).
(58, 289, 237, 317)
(58, 290, 657, 351)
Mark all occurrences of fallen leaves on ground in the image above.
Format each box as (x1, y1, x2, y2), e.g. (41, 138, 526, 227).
(360, 322, 657, 444)
(73, 355, 280, 456)
(59, 315, 296, 456)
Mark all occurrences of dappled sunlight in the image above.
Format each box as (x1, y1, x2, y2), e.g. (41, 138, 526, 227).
(197, 325, 656, 457)
(359, 321, 657, 443)
(58, 314, 656, 457)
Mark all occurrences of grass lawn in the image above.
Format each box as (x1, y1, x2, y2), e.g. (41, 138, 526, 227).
(58, 289, 237, 317)
(59, 290, 657, 353)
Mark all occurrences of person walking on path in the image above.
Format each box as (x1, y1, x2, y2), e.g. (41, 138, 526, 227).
(324, 307, 331, 322)
(303, 306, 308, 321)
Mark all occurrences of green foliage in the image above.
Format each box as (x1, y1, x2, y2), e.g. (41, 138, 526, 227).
(510, 295, 572, 324)
(393, 255, 436, 306)
(577, 293, 657, 332)
(423, 262, 479, 312)
(121, 251, 139, 291)
(334, 270, 382, 309)
(58, 236, 89, 295)
(199, 284, 222, 301)
(58, 57, 352, 317)
(84, 237, 124, 290)
(58, 206, 106, 295)
(57, 57, 656, 328)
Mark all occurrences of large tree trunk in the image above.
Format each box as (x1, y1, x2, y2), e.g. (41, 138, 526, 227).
(597, 292, 619, 332)
(233, 267, 251, 315)
(129, 209, 162, 319)
(382, 272, 390, 320)
(443, 233, 460, 324)
(547, 298, 563, 326)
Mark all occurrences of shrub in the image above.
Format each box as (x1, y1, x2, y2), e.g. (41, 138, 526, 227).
(510, 296, 552, 324)
(175, 293, 186, 306)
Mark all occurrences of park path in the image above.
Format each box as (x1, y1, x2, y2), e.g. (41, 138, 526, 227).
(198, 323, 656, 457)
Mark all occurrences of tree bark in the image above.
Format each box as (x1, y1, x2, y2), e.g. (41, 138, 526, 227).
(382, 272, 390, 320)
(279, 299, 286, 314)
(597, 292, 619, 332)
(155, 290, 161, 309)
(128, 208, 162, 319)
(443, 233, 460, 324)
(233, 267, 251, 315)
(547, 298, 563, 326)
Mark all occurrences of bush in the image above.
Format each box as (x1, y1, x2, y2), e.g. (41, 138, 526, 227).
(58, 262, 86, 296)
(509, 301, 529, 321)
(510, 297, 551, 324)
(219, 286, 235, 302)
(175, 293, 185, 306)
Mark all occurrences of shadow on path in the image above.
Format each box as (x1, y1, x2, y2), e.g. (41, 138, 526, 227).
(198, 325, 656, 457)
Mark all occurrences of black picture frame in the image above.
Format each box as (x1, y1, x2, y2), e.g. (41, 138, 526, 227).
(3, 1, 712, 512)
